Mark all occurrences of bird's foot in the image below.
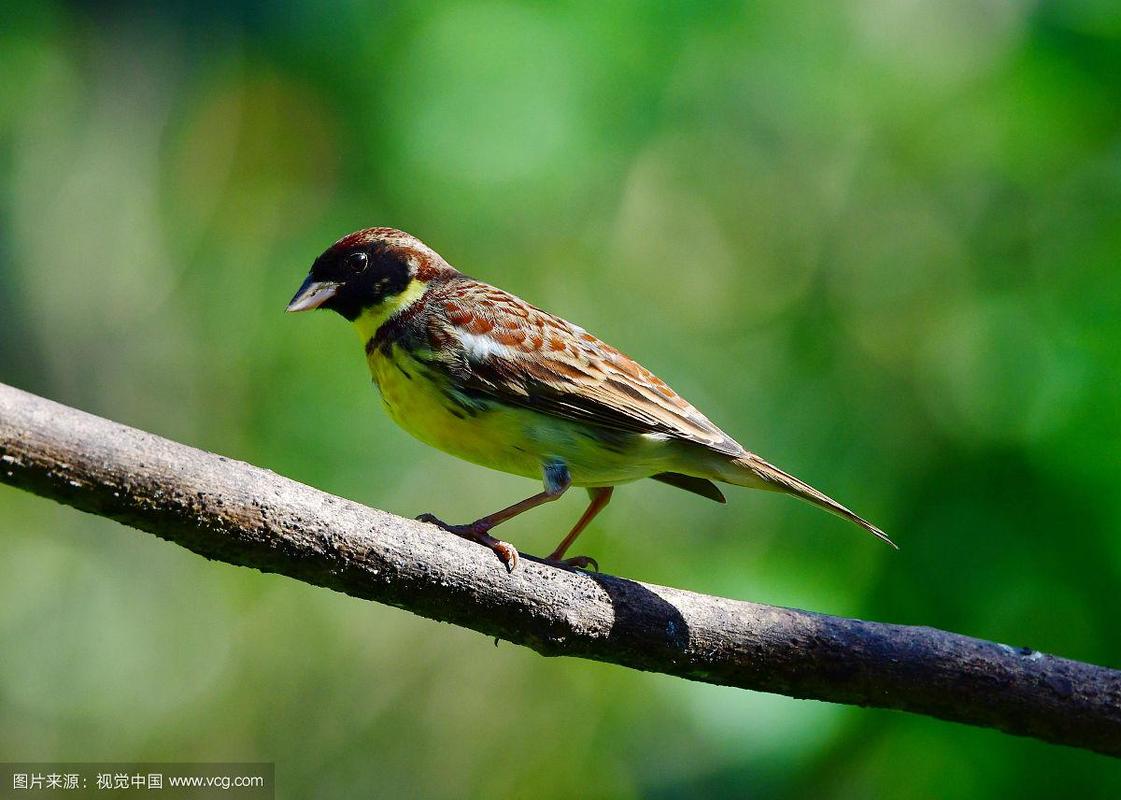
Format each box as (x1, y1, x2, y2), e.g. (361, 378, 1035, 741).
(416, 513, 519, 573)
(543, 553, 600, 572)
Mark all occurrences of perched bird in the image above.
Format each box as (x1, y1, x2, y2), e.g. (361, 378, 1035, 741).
(288, 227, 894, 571)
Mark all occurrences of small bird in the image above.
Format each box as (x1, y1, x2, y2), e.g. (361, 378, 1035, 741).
(288, 228, 894, 571)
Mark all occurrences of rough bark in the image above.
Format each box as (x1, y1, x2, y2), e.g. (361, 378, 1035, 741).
(1, 381, 1118, 756)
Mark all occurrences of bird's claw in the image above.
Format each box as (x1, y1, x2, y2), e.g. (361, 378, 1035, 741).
(489, 540, 519, 573)
(545, 554, 600, 572)
(416, 513, 519, 573)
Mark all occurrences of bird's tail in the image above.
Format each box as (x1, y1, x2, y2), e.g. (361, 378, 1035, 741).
(719, 453, 896, 548)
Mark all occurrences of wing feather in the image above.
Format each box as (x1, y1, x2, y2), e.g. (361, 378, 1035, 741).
(418, 279, 743, 456)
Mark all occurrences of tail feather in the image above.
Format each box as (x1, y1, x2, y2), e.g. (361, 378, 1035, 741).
(725, 453, 897, 548)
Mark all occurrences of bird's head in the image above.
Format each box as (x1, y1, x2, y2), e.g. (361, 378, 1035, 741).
(287, 228, 454, 333)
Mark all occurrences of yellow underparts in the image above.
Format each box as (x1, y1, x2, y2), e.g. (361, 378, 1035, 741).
(353, 290, 691, 487)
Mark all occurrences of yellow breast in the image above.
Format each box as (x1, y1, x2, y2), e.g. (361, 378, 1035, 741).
(367, 343, 545, 480)
(368, 341, 688, 487)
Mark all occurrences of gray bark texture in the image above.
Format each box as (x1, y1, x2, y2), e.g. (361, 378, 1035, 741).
(1, 381, 1118, 756)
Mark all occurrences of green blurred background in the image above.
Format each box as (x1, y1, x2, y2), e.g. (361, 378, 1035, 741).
(2, 0, 1121, 796)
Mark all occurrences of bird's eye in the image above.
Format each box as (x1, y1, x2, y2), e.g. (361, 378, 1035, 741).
(344, 252, 368, 273)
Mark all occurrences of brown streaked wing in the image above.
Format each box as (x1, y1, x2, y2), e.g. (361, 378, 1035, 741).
(426, 280, 743, 456)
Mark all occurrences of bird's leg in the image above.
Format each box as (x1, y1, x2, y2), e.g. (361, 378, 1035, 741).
(416, 508, 531, 572)
(417, 461, 571, 572)
(545, 486, 614, 571)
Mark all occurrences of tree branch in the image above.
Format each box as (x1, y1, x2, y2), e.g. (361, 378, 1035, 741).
(1, 381, 1117, 757)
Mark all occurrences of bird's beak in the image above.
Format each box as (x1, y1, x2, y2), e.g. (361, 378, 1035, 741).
(286, 277, 340, 312)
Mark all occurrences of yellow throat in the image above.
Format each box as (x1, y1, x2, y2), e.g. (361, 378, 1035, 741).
(352, 279, 431, 343)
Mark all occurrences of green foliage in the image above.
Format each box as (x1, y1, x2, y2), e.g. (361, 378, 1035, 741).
(2, 0, 1120, 795)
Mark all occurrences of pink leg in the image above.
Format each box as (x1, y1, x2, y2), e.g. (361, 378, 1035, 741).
(418, 471, 570, 572)
(545, 487, 614, 571)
